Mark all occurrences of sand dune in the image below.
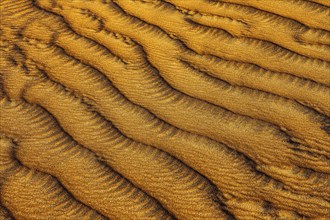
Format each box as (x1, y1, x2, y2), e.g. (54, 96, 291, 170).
(0, 0, 329, 219)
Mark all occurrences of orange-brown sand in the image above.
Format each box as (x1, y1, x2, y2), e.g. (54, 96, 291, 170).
(0, 0, 329, 219)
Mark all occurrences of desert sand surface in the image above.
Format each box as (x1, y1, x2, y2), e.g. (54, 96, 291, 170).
(0, 0, 330, 219)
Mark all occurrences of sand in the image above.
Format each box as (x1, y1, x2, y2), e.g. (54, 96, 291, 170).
(0, 0, 329, 219)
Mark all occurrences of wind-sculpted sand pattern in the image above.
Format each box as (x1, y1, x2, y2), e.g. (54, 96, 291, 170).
(0, 0, 330, 219)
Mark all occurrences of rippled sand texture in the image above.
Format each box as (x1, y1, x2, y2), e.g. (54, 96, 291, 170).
(1, 0, 330, 219)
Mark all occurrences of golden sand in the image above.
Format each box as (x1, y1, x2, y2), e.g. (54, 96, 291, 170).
(0, 0, 329, 219)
